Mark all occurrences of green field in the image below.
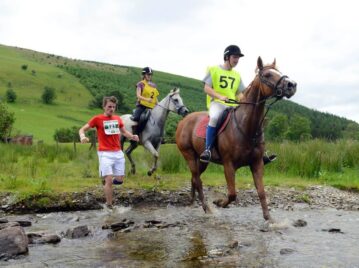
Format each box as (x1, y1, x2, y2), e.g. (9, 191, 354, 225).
(0, 141, 358, 203)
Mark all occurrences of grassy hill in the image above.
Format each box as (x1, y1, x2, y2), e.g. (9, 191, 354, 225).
(0, 44, 358, 143)
(0, 44, 204, 143)
(0, 45, 97, 142)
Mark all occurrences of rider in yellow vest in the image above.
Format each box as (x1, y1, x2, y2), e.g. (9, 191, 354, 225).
(131, 67, 159, 126)
(200, 45, 245, 162)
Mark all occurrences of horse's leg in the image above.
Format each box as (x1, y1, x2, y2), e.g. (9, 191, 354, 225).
(124, 140, 138, 175)
(143, 140, 159, 176)
(197, 161, 210, 212)
(250, 163, 272, 221)
(213, 162, 236, 208)
(120, 136, 126, 151)
(181, 150, 209, 212)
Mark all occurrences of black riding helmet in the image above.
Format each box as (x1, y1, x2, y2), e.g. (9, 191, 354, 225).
(142, 67, 153, 75)
(223, 45, 244, 60)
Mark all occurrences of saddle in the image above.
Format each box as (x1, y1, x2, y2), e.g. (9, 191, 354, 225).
(132, 109, 151, 135)
(195, 108, 233, 139)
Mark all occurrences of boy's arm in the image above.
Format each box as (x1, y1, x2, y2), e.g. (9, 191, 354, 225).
(79, 123, 91, 143)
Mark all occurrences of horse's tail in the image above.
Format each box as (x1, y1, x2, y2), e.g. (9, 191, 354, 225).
(120, 114, 136, 133)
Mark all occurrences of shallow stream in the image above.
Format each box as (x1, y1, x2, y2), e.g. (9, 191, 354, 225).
(2, 203, 359, 267)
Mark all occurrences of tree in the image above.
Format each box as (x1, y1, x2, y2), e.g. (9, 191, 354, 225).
(5, 88, 17, 103)
(266, 114, 288, 141)
(88, 89, 129, 113)
(41, 86, 57, 104)
(0, 102, 15, 141)
(285, 115, 312, 141)
(343, 122, 359, 140)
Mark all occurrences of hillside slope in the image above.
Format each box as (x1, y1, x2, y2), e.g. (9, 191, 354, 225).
(0, 45, 98, 142)
(0, 44, 358, 143)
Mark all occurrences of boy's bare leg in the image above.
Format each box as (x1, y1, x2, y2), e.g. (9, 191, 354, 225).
(103, 175, 113, 206)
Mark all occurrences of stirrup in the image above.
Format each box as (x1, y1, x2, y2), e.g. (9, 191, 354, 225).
(263, 154, 277, 165)
(200, 149, 211, 163)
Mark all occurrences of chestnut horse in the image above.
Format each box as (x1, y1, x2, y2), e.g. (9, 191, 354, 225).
(176, 57, 297, 221)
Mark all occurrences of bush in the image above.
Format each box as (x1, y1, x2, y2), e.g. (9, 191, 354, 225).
(21, 64, 28, 70)
(0, 102, 15, 140)
(41, 86, 57, 104)
(5, 88, 17, 103)
(54, 126, 80, 142)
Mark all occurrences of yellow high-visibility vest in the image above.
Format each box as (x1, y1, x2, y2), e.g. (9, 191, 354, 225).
(206, 66, 241, 109)
(139, 80, 159, 108)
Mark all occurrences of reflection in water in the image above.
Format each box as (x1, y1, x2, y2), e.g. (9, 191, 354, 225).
(183, 230, 207, 261)
(1, 205, 359, 267)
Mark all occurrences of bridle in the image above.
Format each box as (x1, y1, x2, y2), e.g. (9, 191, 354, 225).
(230, 66, 290, 145)
(156, 94, 187, 115)
(258, 67, 288, 99)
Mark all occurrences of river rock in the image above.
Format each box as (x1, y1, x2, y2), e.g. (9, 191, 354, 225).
(322, 228, 344, 234)
(27, 232, 61, 244)
(0, 221, 20, 230)
(64, 225, 90, 239)
(103, 219, 135, 232)
(0, 226, 28, 259)
(229, 240, 239, 249)
(280, 248, 295, 255)
(15, 220, 32, 227)
(293, 219, 307, 227)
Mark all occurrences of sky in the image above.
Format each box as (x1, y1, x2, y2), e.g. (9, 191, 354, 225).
(1, 0, 358, 123)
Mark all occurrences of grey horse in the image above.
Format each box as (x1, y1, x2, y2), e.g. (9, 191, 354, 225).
(120, 88, 189, 175)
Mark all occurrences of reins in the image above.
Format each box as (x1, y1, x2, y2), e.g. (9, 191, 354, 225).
(226, 70, 286, 145)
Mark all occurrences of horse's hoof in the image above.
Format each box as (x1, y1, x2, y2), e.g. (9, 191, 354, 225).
(131, 169, 136, 175)
(213, 199, 222, 207)
(213, 199, 228, 208)
(147, 171, 152, 176)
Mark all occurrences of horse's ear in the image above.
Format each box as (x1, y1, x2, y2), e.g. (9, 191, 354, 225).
(257, 57, 264, 70)
(273, 58, 276, 67)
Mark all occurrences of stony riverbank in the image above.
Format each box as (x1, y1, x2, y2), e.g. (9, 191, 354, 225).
(1, 185, 358, 214)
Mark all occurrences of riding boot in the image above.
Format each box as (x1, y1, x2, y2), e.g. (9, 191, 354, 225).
(200, 126, 216, 163)
(131, 125, 138, 135)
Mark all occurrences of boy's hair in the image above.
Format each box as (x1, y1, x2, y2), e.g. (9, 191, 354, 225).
(102, 96, 118, 108)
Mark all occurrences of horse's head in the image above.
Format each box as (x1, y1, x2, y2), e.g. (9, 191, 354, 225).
(168, 88, 190, 117)
(256, 57, 297, 99)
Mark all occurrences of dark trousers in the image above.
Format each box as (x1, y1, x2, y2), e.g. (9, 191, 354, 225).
(132, 105, 147, 122)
